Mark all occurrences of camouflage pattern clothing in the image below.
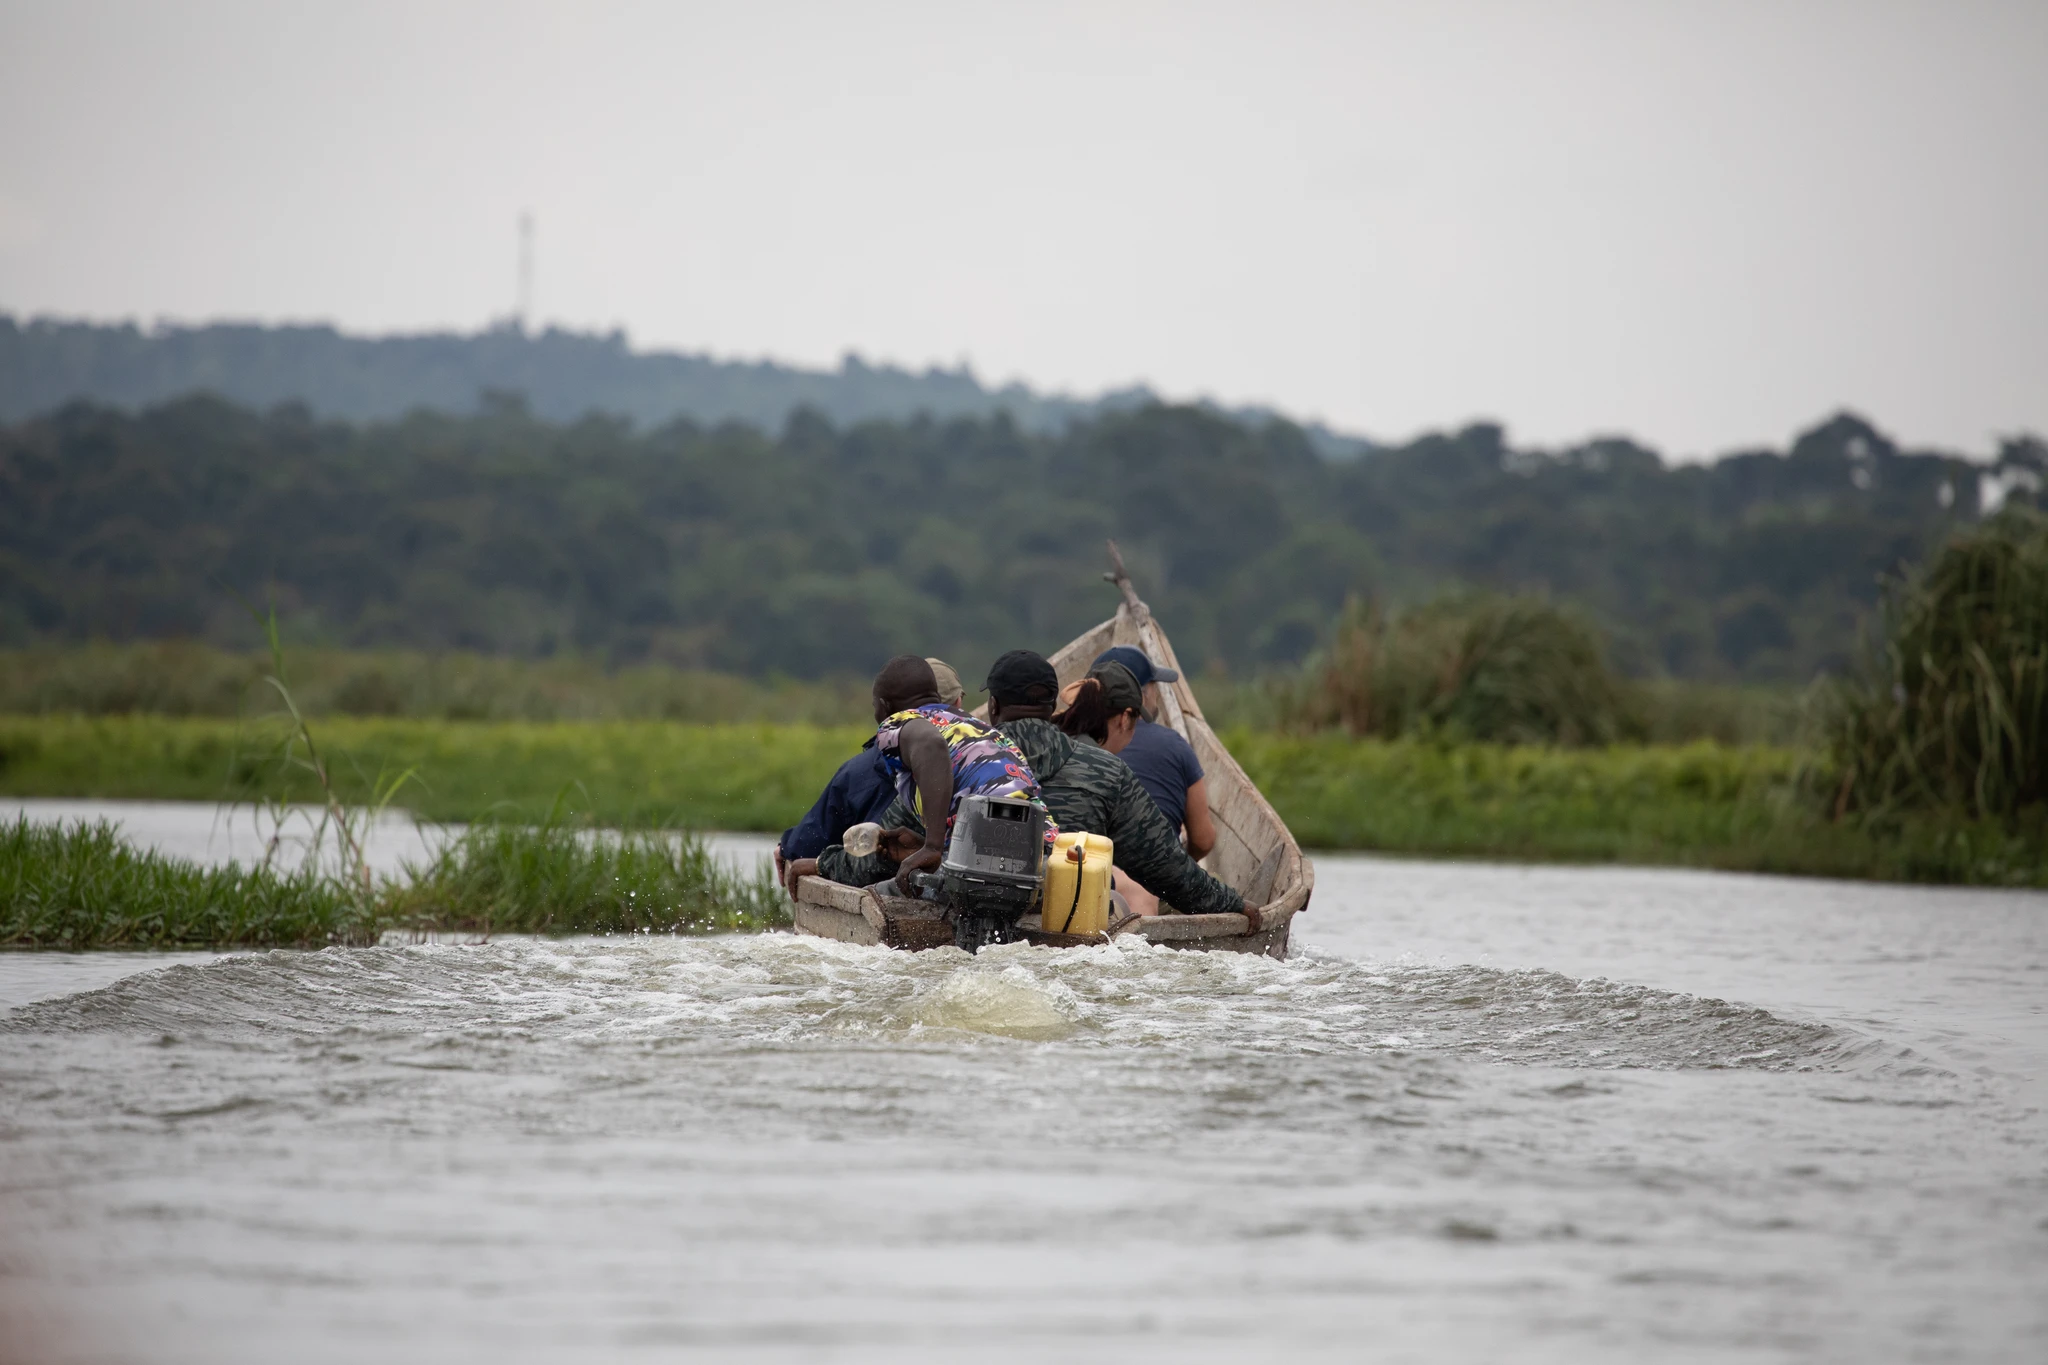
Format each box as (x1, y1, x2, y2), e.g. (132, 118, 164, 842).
(815, 801, 918, 889)
(816, 717, 1243, 919)
(999, 718, 1242, 917)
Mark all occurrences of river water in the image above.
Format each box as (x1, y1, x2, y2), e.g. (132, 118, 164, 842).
(1, 800, 2043, 1363)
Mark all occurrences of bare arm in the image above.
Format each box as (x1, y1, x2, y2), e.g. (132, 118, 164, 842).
(1182, 776, 1216, 860)
(892, 719, 953, 891)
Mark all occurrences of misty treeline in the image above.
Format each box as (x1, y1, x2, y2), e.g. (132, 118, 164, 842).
(0, 314, 1368, 457)
(3, 390, 2042, 689)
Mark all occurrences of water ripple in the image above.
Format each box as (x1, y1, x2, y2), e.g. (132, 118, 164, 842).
(5, 932, 1847, 1072)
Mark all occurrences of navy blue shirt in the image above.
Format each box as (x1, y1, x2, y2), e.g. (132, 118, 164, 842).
(1116, 718, 1204, 831)
(777, 741, 898, 861)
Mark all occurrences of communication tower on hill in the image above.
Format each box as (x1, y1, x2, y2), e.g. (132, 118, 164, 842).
(516, 211, 534, 333)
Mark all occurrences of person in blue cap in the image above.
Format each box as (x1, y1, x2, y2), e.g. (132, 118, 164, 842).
(1089, 645, 1215, 861)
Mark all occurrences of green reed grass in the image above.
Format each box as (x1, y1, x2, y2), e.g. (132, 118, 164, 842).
(1290, 591, 1630, 746)
(241, 603, 413, 909)
(381, 807, 787, 938)
(1, 813, 787, 950)
(6, 709, 2040, 894)
(1629, 679, 1808, 748)
(5, 638, 1804, 745)
(1198, 670, 1805, 746)
(0, 817, 368, 950)
(7, 713, 2041, 888)
(1816, 506, 2048, 823)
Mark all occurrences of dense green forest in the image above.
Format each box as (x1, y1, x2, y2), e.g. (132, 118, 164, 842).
(0, 314, 1368, 456)
(3, 391, 2041, 684)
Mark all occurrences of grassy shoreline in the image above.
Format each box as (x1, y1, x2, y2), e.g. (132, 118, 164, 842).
(3, 813, 786, 951)
(1230, 733, 2044, 887)
(4, 714, 2041, 890)
(0, 714, 870, 830)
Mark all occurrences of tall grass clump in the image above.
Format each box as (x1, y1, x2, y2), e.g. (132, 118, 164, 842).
(1816, 506, 2048, 823)
(1292, 590, 1630, 745)
(1630, 679, 1809, 747)
(381, 804, 787, 938)
(3, 811, 788, 949)
(232, 605, 417, 913)
(1, 817, 368, 950)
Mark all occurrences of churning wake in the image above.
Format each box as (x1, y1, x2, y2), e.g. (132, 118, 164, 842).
(5, 932, 1848, 1072)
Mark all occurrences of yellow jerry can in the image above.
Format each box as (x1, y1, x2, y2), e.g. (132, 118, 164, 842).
(1043, 831, 1114, 936)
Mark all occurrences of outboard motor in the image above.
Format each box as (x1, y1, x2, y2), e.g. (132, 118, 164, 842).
(914, 793, 1047, 952)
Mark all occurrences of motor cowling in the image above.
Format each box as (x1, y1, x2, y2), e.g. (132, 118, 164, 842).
(919, 793, 1046, 952)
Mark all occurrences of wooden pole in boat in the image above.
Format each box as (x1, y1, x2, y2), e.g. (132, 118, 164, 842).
(1102, 540, 1203, 732)
(1104, 539, 1148, 618)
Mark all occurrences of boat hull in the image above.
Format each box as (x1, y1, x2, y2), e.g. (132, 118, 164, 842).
(790, 556, 1313, 958)
(790, 875, 1291, 958)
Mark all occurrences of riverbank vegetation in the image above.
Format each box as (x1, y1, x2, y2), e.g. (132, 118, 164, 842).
(1, 813, 784, 951)
(1814, 506, 2047, 825)
(380, 809, 785, 939)
(7, 713, 2042, 890)
(1, 816, 363, 950)
(0, 714, 869, 829)
(1233, 734, 2043, 887)
(0, 634, 1801, 742)
(1257, 591, 1813, 745)
(3, 476, 2042, 900)
(0, 641, 872, 724)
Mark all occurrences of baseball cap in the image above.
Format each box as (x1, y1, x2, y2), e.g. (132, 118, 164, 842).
(1088, 660, 1144, 713)
(1090, 645, 1179, 688)
(924, 658, 964, 706)
(984, 649, 1060, 706)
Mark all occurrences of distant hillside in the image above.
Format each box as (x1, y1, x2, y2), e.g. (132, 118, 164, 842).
(5, 394, 2038, 683)
(0, 314, 1373, 458)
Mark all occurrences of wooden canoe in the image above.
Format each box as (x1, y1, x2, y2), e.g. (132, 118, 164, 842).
(790, 544, 1314, 959)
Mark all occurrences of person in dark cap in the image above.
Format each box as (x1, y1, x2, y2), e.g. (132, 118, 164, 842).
(1054, 660, 1141, 746)
(1051, 660, 1163, 915)
(1089, 646, 1214, 861)
(802, 654, 1052, 897)
(987, 649, 1241, 918)
(773, 655, 967, 892)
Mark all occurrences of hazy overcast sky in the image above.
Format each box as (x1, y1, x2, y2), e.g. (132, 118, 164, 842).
(1, 0, 2042, 456)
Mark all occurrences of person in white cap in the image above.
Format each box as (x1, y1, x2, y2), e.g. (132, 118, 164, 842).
(924, 657, 965, 707)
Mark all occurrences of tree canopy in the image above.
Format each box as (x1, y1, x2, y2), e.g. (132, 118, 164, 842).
(4, 391, 2038, 686)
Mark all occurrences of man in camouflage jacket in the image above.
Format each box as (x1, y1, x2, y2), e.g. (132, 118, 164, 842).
(817, 650, 1245, 921)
